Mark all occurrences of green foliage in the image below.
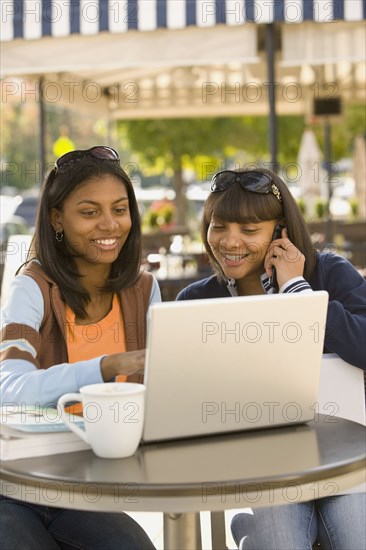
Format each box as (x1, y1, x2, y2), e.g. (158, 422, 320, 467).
(118, 115, 307, 178)
(1, 103, 40, 190)
(278, 116, 306, 164)
(159, 203, 174, 224)
(349, 197, 359, 219)
(142, 201, 176, 230)
(296, 197, 307, 216)
(143, 210, 159, 229)
(1, 93, 105, 192)
(118, 117, 247, 173)
(314, 197, 328, 219)
(313, 103, 366, 160)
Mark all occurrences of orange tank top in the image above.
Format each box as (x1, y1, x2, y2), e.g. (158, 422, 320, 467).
(65, 296, 127, 414)
(65, 294, 126, 362)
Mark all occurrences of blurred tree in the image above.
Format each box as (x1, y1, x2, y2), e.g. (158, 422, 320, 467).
(1, 87, 104, 193)
(1, 102, 39, 190)
(119, 115, 308, 226)
(119, 117, 248, 226)
(277, 116, 306, 164)
(313, 103, 366, 160)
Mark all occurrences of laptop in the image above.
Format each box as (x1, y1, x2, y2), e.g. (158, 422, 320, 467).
(142, 291, 329, 442)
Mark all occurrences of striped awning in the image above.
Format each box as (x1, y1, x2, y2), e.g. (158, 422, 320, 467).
(1, 0, 365, 41)
(1, 1, 365, 120)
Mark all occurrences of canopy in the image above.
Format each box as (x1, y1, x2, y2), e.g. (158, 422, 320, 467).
(1, 0, 365, 119)
(2, 0, 365, 40)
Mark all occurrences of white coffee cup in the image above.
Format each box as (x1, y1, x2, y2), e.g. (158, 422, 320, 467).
(58, 383, 146, 458)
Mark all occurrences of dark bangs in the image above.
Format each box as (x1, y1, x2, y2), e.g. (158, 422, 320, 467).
(203, 181, 283, 225)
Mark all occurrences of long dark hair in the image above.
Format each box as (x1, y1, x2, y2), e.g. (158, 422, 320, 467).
(201, 168, 317, 281)
(29, 157, 142, 318)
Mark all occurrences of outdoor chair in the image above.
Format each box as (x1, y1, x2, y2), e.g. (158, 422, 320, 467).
(1, 234, 33, 304)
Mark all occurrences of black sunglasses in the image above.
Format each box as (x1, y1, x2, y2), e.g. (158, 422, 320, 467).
(210, 170, 282, 202)
(55, 146, 120, 174)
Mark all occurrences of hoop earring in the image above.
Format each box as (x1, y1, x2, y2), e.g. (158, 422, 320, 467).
(55, 230, 64, 242)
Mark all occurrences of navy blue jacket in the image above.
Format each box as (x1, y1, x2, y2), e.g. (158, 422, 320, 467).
(177, 253, 366, 370)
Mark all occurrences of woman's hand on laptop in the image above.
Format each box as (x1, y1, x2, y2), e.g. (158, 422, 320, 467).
(100, 350, 146, 381)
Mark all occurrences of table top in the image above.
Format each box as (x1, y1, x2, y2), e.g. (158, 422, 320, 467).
(1, 415, 365, 512)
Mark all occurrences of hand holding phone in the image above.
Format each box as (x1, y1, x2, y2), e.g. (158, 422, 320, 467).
(270, 224, 285, 292)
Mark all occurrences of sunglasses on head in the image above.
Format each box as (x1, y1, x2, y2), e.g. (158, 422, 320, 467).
(210, 170, 282, 202)
(54, 146, 120, 174)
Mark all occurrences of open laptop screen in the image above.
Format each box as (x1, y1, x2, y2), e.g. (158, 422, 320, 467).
(143, 291, 329, 442)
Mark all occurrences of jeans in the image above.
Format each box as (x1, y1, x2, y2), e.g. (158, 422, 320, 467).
(0, 497, 156, 550)
(231, 494, 366, 550)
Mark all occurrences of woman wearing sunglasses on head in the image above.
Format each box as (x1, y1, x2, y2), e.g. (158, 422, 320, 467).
(177, 168, 366, 550)
(0, 147, 160, 550)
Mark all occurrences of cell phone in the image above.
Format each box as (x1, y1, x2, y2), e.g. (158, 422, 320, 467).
(270, 224, 285, 292)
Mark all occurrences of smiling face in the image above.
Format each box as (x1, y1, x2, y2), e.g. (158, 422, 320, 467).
(207, 218, 278, 281)
(202, 178, 284, 286)
(50, 174, 132, 273)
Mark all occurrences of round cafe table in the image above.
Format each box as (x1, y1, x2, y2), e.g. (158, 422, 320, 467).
(1, 416, 365, 549)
